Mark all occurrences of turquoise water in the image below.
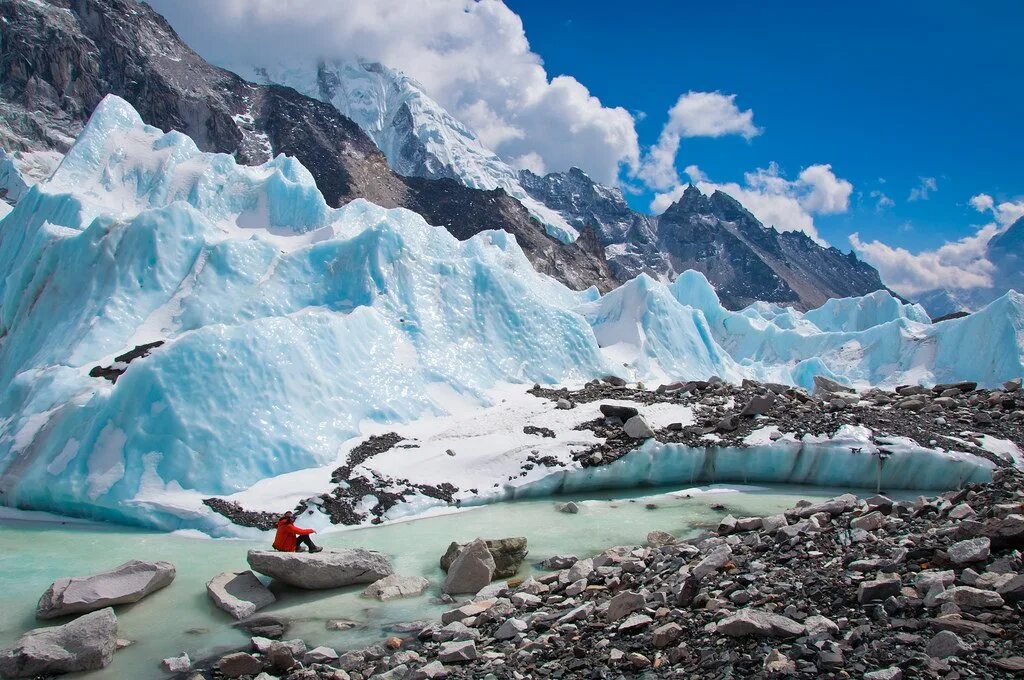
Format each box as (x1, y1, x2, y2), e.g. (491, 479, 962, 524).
(0, 484, 914, 678)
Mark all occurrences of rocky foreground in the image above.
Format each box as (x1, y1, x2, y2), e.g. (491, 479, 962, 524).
(159, 468, 1024, 680)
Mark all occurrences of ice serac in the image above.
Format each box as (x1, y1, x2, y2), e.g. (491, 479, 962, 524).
(667, 270, 1024, 390)
(247, 60, 579, 244)
(0, 95, 611, 531)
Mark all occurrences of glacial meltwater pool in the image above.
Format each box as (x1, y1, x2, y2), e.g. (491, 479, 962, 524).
(0, 484, 920, 679)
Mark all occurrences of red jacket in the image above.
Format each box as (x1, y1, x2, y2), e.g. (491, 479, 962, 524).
(273, 517, 314, 552)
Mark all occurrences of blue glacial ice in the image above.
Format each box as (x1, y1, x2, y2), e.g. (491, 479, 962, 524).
(0, 96, 1020, 529)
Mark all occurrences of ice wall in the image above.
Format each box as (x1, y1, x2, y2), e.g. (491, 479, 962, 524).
(0, 96, 609, 528)
(0, 96, 1020, 530)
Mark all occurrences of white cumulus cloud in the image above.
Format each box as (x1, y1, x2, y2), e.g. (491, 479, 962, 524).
(650, 162, 852, 244)
(147, 0, 640, 185)
(849, 227, 998, 297)
(638, 92, 760, 190)
(970, 193, 1024, 227)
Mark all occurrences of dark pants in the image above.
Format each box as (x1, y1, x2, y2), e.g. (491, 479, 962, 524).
(295, 534, 318, 551)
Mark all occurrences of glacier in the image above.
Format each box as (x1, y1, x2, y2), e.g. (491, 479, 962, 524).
(0, 95, 1021, 531)
(244, 60, 580, 244)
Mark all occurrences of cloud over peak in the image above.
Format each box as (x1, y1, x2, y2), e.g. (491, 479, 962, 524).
(148, 0, 639, 186)
(638, 91, 760, 191)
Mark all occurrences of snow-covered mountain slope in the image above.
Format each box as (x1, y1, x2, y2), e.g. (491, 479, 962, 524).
(245, 60, 578, 244)
(0, 97, 1020, 531)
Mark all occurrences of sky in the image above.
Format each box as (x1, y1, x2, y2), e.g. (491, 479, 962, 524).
(149, 0, 1023, 299)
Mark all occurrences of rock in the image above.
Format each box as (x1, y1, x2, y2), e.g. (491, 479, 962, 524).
(36, 560, 175, 619)
(442, 539, 495, 595)
(440, 601, 492, 625)
(693, 546, 732, 580)
(718, 515, 737, 535)
(652, 622, 682, 648)
(996, 573, 1024, 602)
(161, 652, 191, 673)
(804, 615, 839, 640)
(993, 657, 1024, 672)
(303, 646, 339, 665)
(362, 574, 429, 601)
(555, 398, 572, 409)
(409, 660, 448, 679)
(813, 375, 854, 396)
(556, 502, 579, 514)
(734, 517, 763, 532)
(646, 530, 676, 547)
(606, 591, 645, 621)
(858, 574, 902, 603)
(207, 571, 276, 620)
(851, 511, 885, 531)
(599, 404, 636, 423)
(761, 514, 788, 533)
(247, 549, 392, 589)
(865, 669, 902, 680)
(763, 649, 796, 675)
(795, 494, 856, 518)
(437, 640, 477, 663)
(218, 652, 263, 678)
(1003, 377, 1022, 392)
(925, 630, 969, 658)
(440, 537, 527, 579)
(740, 393, 775, 416)
(623, 415, 655, 439)
(717, 609, 805, 638)
(946, 537, 990, 564)
(0, 608, 118, 678)
(618, 613, 652, 634)
(934, 586, 1004, 609)
(236, 615, 288, 640)
(541, 554, 578, 569)
(493, 618, 527, 640)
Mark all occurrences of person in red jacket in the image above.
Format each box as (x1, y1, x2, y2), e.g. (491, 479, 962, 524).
(272, 511, 323, 552)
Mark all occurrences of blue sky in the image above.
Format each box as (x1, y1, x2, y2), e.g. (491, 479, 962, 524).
(509, 0, 1023, 253)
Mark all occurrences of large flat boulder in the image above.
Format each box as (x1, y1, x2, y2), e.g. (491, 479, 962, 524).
(0, 608, 118, 678)
(207, 571, 276, 619)
(440, 537, 527, 579)
(247, 549, 392, 590)
(36, 560, 175, 619)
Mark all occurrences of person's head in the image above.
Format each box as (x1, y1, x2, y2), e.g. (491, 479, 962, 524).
(281, 511, 294, 523)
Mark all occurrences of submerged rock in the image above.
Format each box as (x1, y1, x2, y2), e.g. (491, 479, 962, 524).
(36, 560, 175, 619)
(207, 570, 276, 620)
(362, 574, 430, 601)
(0, 608, 118, 678)
(247, 549, 392, 590)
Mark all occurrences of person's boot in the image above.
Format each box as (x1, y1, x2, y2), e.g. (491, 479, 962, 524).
(310, 545, 324, 553)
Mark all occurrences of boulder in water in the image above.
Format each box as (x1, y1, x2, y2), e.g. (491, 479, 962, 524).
(207, 571, 276, 619)
(36, 560, 175, 619)
(247, 549, 392, 590)
(443, 539, 495, 595)
(0, 608, 118, 678)
(440, 537, 527, 579)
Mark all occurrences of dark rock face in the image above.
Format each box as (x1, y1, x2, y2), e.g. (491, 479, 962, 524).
(0, 0, 616, 293)
(657, 185, 890, 310)
(519, 168, 668, 281)
(519, 168, 891, 310)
